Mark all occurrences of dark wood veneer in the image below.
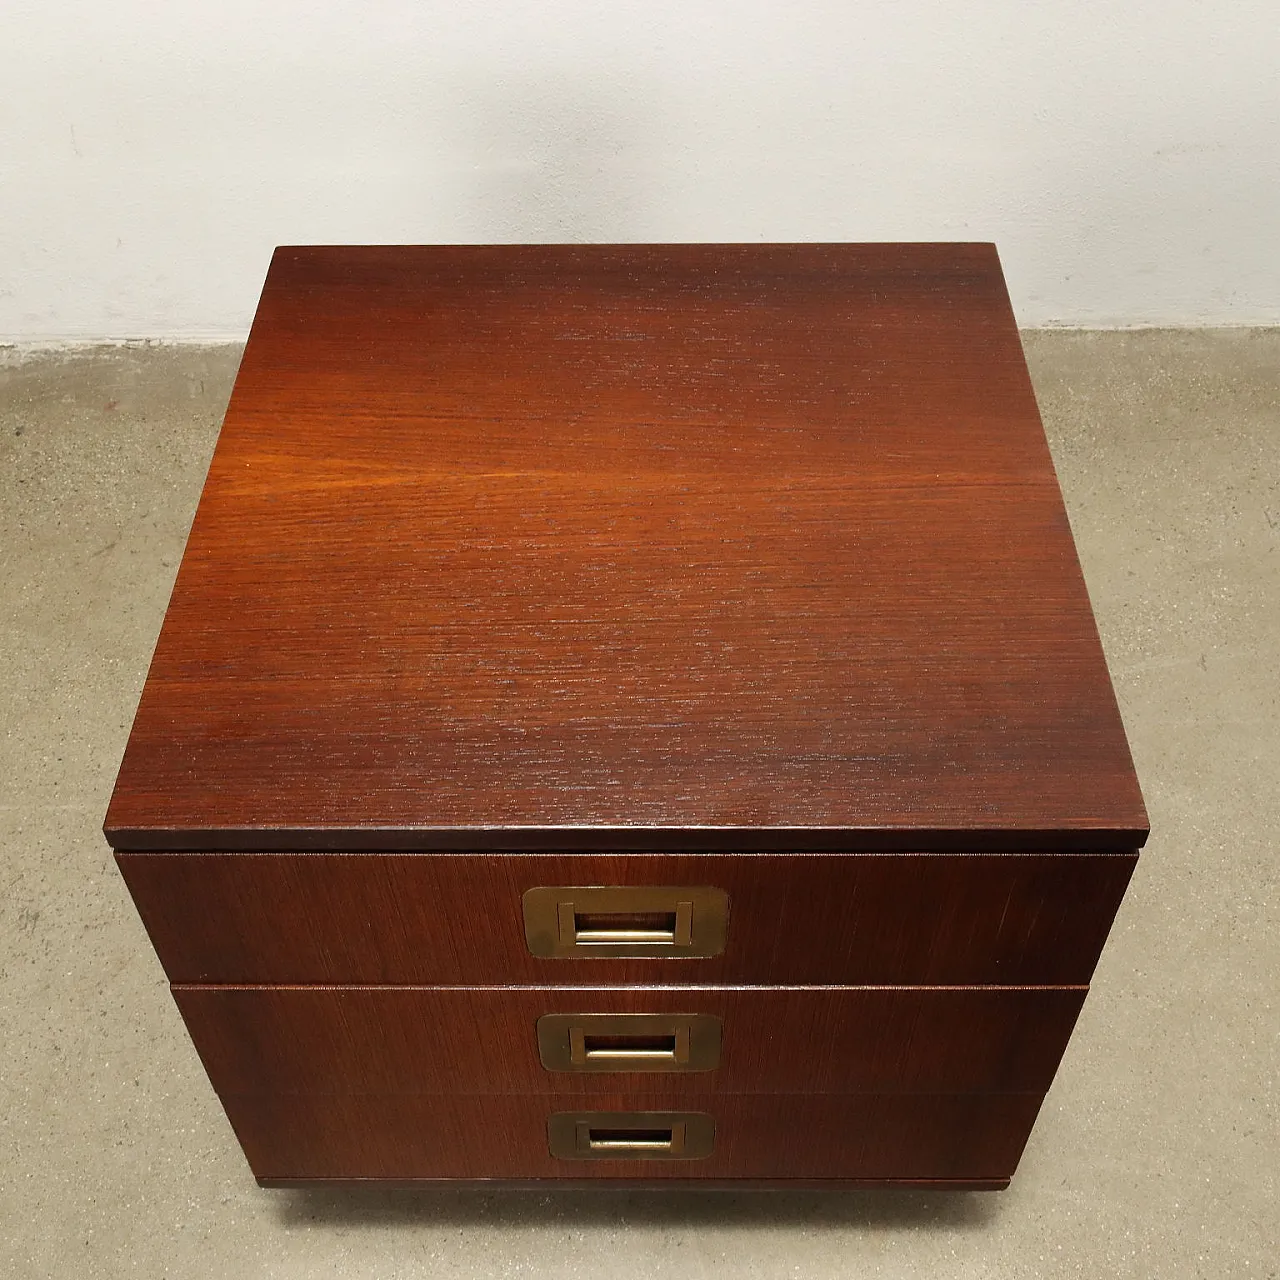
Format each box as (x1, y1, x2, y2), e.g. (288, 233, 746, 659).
(173, 985, 1086, 1097)
(104, 244, 1146, 851)
(117, 851, 1136, 986)
(107, 244, 1146, 1188)
(256, 1177, 1012, 1190)
(221, 1092, 1046, 1182)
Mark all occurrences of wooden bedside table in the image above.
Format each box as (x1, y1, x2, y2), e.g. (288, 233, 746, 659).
(106, 243, 1147, 1189)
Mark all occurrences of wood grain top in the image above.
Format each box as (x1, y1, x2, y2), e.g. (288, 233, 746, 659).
(105, 244, 1146, 851)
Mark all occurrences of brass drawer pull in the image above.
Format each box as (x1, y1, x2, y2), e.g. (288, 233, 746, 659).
(537, 1013, 722, 1072)
(522, 886, 729, 958)
(547, 1111, 715, 1160)
(585, 1128, 675, 1153)
(568, 903, 693, 946)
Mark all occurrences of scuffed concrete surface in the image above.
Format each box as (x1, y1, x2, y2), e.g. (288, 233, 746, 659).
(1, 334, 1276, 1277)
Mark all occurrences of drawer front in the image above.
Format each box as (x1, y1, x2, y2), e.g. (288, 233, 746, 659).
(119, 851, 1135, 985)
(219, 1091, 1046, 1182)
(173, 986, 1085, 1097)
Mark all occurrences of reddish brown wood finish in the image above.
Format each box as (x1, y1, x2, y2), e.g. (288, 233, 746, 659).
(256, 1177, 1011, 1190)
(173, 985, 1085, 1097)
(104, 244, 1146, 852)
(117, 851, 1135, 985)
(105, 245, 1146, 1189)
(219, 1092, 1045, 1182)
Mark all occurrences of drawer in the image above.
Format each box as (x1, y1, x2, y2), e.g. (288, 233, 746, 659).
(219, 1091, 1046, 1183)
(119, 851, 1135, 985)
(175, 985, 1084, 1097)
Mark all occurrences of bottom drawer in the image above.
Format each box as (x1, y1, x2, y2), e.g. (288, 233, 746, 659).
(219, 1092, 1045, 1183)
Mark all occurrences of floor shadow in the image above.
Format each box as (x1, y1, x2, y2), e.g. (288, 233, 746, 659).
(271, 1184, 1003, 1232)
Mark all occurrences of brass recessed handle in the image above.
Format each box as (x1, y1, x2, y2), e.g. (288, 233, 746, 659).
(562, 900, 694, 946)
(547, 1111, 715, 1160)
(583, 1127, 678, 1153)
(523, 886, 729, 958)
(538, 1013, 722, 1072)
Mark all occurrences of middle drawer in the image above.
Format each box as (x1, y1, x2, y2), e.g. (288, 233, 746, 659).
(173, 985, 1085, 1097)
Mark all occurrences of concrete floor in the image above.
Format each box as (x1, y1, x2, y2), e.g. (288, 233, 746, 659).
(1, 332, 1277, 1277)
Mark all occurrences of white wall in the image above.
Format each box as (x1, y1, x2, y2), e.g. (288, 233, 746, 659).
(3, 1, 1278, 340)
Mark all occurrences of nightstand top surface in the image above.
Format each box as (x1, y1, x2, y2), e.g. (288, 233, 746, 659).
(106, 244, 1146, 851)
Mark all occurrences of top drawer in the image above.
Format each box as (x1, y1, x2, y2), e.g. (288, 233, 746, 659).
(117, 851, 1135, 986)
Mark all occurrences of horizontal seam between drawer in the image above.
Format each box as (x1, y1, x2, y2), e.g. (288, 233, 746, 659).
(170, 982, 1090, 993)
